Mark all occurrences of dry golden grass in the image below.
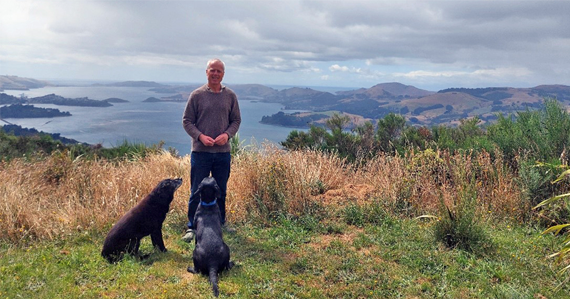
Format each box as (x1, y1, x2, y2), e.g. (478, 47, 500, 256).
(228, 145, 351, 222)
(0, 146, 524, 244)
(372, 149, 521, 217)
(0, 151, 191, 243)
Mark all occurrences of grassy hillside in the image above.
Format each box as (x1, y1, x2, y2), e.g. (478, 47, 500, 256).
(1, 146, 569, 297)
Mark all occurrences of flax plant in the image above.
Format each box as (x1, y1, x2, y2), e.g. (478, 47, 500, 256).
(534, 163, 570, 275)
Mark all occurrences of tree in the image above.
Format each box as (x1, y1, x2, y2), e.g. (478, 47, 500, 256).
(376, 113, 406, 153)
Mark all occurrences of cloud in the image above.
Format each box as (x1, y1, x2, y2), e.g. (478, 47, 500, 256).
(1, 0, 569, 89)
(395, 67, 532, 79)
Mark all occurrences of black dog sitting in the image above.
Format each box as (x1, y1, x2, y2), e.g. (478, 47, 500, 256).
(101, 178, 183, 263)
(187, 177, 234, 297)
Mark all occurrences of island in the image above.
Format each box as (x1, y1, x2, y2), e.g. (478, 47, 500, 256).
(0, 93, 25, 105)
(260, 111, 329, 127)
(94, 81, 168, 88)
(0, 104, 71, 118)
(29, 94, 113, 107)
(103, 98, 129, 103)
(143, 97, 161, 102)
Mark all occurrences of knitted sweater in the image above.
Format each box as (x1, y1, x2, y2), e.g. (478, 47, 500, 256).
(182, 84, 241, 153)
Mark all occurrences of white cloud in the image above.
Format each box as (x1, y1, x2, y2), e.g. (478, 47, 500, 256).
(329, 65, 351, 72)
(1, 0, 569, 89)
(394, 67, 531, 80)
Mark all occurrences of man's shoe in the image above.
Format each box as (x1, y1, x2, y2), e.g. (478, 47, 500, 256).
(182, 229, 195, 242)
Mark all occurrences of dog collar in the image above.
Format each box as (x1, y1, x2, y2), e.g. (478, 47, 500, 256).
(201, 200, 217, 207)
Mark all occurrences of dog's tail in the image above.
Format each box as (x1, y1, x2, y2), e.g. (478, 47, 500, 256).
(209, 267, 219, 297)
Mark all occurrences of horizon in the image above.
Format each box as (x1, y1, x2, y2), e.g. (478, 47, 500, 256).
(14, 76, 569, 94)
(2, 1, 570, 92)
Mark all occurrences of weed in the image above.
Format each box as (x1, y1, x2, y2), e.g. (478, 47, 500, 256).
(433, 184, 493, 253)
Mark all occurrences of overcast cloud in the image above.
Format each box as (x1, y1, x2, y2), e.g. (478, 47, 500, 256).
(1, 0, 569, 90)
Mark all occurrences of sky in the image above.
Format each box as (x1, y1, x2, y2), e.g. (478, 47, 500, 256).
(1, 0, 569, 91)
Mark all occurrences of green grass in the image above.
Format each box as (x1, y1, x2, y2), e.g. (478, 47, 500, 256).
(1, 214, 569, 298)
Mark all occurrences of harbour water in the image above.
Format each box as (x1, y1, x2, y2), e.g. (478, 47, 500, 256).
(2, 85, 304, 156)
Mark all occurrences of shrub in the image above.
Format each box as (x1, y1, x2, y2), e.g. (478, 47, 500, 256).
(534, 164, 570, 274)
(432, 171, 492, 253)
(343, 200, 391, 227)
(487, 98, 570, 164)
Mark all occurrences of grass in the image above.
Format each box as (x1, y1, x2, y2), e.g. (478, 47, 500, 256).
(1, 216, 568, 298)
(1, 146, 569, 297)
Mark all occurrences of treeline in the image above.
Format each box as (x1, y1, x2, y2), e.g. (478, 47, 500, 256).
(0, 125, 164, 161)
(281, 98, 570, 212)
(282, 98, 567, 162)
(1, 125, 85, 145)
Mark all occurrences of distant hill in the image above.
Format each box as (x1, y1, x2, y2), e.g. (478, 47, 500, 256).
(149, 84, 202, 94)
(0, 75, 50, 92)
(258, 83, 570, 127)
(135, 80, 570, 127)
(148, 83, 278, 102)
(3, 75, 570, 128)
(94, 81, 168, 88)
(337, 82, 434, 99)
(228, 84, 278, 99)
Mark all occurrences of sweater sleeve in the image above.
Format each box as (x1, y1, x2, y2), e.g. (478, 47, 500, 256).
(224, 94, 241, 138)
(182, 91, 202, 140)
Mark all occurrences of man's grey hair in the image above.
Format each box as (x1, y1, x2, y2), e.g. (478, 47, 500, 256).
(206, 58, 225, 71)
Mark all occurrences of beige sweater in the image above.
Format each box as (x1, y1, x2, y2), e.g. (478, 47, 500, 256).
(182, 84, 241, 153)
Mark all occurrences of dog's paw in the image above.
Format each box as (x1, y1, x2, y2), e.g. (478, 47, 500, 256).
(227, 261, 235, 270)
(187, 267, 197, 274)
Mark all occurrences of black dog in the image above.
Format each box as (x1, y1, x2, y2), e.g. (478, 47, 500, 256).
(101, 178, 183, 263)
(187, 177, 234, 297)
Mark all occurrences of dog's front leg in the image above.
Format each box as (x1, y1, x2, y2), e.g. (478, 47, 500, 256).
(150, 229, 167, 252)
(187, 267, 197, 274)
(226, 261, 235, 270)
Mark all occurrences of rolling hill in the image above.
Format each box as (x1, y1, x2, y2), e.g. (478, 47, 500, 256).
(3, 75, 570, 128)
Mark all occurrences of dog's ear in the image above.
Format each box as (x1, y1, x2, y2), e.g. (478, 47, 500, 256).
(193, 181, 205, 198)
(214, 183, 221, 199)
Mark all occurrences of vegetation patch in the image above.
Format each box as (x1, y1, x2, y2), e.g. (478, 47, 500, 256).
(2, 98, 570, 297)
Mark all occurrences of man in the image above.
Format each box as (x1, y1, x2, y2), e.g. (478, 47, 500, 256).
(182, 58, 241, 242)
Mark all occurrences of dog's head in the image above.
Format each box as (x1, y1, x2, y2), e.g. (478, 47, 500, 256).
(153, 177, 183, 204)
(196, 177, 221, 204)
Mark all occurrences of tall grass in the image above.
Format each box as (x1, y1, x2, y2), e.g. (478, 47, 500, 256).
(354, 148, 523, 220)
(0, 150, 190, 243)
(228, 145, 349, 224)
(1, 145, 527, 244)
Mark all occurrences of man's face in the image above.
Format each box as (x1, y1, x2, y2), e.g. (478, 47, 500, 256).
(206, 61, 225, 86)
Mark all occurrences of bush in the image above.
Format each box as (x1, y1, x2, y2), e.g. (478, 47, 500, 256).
(343, 200, 392, 227)
(433, 175, 492, 253)
(487, 98, 570, 164)
(534, 164, 570, 274)
(0, 127, 163, 162)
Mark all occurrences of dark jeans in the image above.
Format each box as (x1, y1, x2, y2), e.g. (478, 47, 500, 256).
(187, 151, 231, 229)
